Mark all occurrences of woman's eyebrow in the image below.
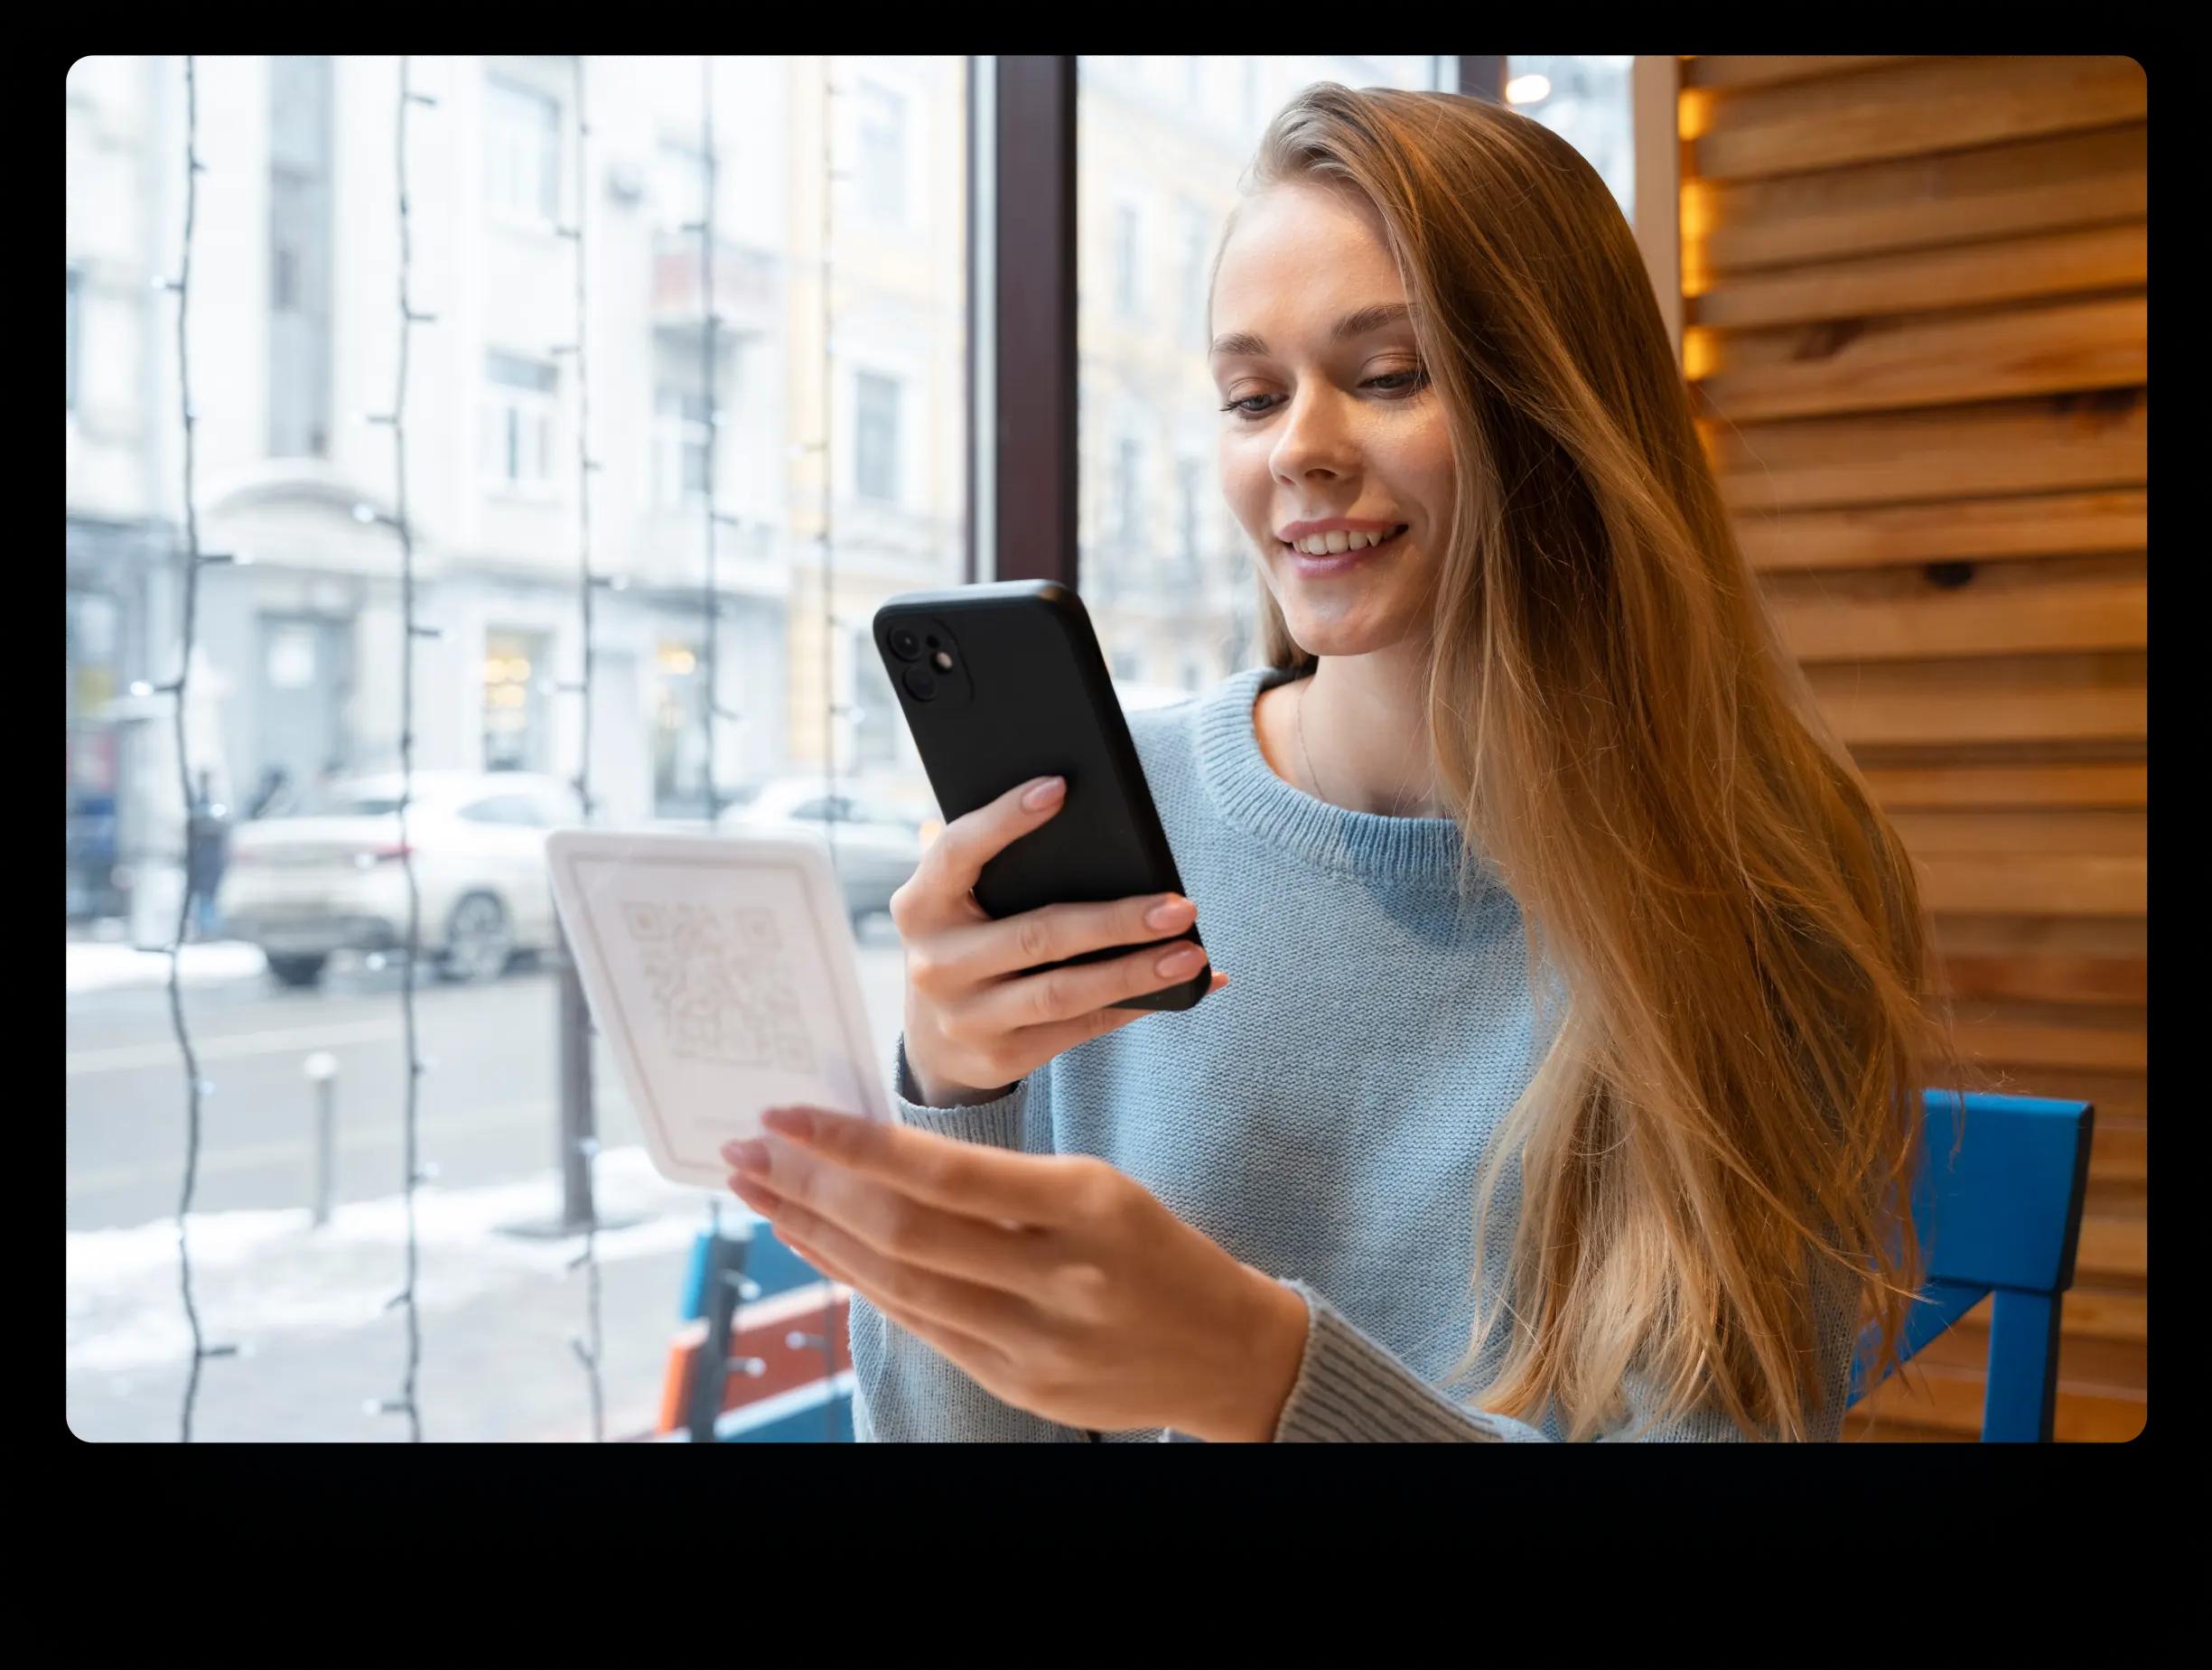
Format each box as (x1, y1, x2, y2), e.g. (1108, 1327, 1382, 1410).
(1209, 302, 1419, 361)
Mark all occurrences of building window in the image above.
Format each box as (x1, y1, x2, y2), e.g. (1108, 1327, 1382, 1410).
(1505, 55, 1637, 224)
(856, 80, 906, 226)
(482, 630, 550, 773)
(1113, 201, 1142, 320)
(850, 625, 900, 770)
(1175, 456, 1202, 578)
(655, 137, 707, 235)
(1179, 201, 1211, 350)
(66, 266, 80, 414)
(652, 638, 707, 817)
(481, 352, 558, 490)
(1115, 434, 1144, 551)
(854, 370, 901, 505)
(485, 75, 561, 226)
(267, 57, 333, 461)
(656, 388, 713, 505)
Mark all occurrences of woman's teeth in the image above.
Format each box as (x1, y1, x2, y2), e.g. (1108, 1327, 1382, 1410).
(1286, 525, 1406, 556)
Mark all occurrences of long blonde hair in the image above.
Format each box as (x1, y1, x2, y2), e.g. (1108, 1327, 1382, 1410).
(1217, 84, 1973, 1440)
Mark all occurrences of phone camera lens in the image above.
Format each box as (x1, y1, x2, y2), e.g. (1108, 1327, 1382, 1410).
(901, 664, 937, 701)
(888, 627, 921, 662)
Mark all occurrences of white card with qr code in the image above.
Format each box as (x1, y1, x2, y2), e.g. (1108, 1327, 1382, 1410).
(545, 828, 893, 1189)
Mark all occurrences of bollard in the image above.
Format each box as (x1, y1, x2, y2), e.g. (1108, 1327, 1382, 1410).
(304, 1050, 338, 1227)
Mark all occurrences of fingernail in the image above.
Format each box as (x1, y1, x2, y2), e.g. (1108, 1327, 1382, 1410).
(723, 1138, 770, 1174)
(761, 1106, 812, 1139)
(1156, 944, 1204, 977)
(1021, 776, 1066, 810)
(1144, 895, 1195, 930)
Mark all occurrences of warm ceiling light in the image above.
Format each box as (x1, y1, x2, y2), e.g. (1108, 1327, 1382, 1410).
(1505, 72, 1552, 106)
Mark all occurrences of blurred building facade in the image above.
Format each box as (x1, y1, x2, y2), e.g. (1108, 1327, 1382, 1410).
(65, 53, 967, 923)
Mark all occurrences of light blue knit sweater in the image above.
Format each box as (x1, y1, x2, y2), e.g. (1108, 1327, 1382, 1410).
(849, 662, 1855, 1442)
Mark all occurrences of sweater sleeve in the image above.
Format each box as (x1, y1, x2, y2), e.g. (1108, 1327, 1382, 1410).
(845, 1031, 1095, 1443)
(1249, 1263, 1860, 1443)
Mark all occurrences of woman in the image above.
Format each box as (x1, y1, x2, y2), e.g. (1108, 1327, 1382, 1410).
(723, 83, 1966, 1441)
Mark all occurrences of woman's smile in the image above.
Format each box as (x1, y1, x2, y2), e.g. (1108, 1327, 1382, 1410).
(1277, 522, 1410, 577)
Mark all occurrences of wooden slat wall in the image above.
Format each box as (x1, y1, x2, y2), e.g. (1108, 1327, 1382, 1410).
(1674, 54, 2148, 1441)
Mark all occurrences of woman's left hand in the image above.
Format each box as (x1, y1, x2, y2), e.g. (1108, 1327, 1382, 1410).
(722, 1106, 1311, 1442)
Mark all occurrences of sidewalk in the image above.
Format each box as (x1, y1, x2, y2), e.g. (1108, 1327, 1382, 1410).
(65, 1144, 801, 1442)
(67, 937, 268, 994)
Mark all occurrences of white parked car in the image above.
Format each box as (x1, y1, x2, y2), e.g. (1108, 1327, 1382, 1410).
(220, 770, 578, 987)
(716, 777, 940, 930)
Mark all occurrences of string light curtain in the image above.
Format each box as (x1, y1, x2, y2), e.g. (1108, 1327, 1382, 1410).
(147, 53, 239, 1443)
(554, 51, 611, 1441)
(353, 52, 445, 1442)
(133, 51, 878, 1444)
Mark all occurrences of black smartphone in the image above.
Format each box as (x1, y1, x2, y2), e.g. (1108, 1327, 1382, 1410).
(873, 580, 1211, 1012)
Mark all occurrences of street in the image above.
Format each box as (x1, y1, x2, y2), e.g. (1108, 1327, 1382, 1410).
(67, 919, 913, 1234)
(65, 919, 911, 1441)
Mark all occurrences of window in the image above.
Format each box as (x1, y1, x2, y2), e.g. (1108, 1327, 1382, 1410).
(656, 388, 713, 505)
(856, 80, 906, 225)
(66, 53, 975, 1446)
(481, 352, 558, 490)
(854, 370, 901, 504)
(850, 624, 901, 770)
(653, 637, 707, 816)
(267, 57, 332, 458)
(1179, 201, 1212, 350)
(655, 137, 707, 234)
(485, 75, 560, 226)
(1113, 201, 1142, 319)
(482, 629, 550, 772)
(1175, 457, 1203, 578)
(1115, 434, 1144, 550)
(65, 266, 80, 413)
(1506, 55, 1636, 224)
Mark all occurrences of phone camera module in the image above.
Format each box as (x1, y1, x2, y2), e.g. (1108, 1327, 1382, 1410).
(901, 664, 937, 701)
(888, 626, 922, 662)
(931, 649, 954, 672)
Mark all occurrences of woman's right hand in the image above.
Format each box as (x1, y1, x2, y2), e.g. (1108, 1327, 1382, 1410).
(891, 774, 1226, 1109)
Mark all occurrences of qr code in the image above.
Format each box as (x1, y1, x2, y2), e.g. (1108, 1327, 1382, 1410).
(619, 900, 815, 1072)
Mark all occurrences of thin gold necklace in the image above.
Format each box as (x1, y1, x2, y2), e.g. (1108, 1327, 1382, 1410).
(1296, 672, 1327, 805)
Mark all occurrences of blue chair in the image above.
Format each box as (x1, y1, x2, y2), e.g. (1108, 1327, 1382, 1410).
(1847, 1089, 2095, 1441)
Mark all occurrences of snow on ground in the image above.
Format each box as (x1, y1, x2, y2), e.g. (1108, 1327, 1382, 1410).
(67, 939, 269, 994)
(66, 1144, 757, 1374)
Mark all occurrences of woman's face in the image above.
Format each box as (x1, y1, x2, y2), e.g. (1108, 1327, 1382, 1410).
(1209, 180, 1453, 662)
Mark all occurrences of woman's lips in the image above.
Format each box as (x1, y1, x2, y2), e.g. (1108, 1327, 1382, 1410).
(1279, 525, 1408, 576)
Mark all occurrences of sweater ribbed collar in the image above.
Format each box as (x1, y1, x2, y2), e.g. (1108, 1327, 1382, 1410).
(1193, 663, 1498, 895)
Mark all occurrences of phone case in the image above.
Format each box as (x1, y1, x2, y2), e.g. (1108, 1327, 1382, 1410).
(873, 580, 1210, 1012)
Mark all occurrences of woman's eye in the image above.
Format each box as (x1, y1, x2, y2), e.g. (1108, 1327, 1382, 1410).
(1217, 368, 1428, 420)
(1367, 369, 1426, 393)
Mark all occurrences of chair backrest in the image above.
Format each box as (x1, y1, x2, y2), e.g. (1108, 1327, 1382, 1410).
(1847, 1089, 2095, 1441)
